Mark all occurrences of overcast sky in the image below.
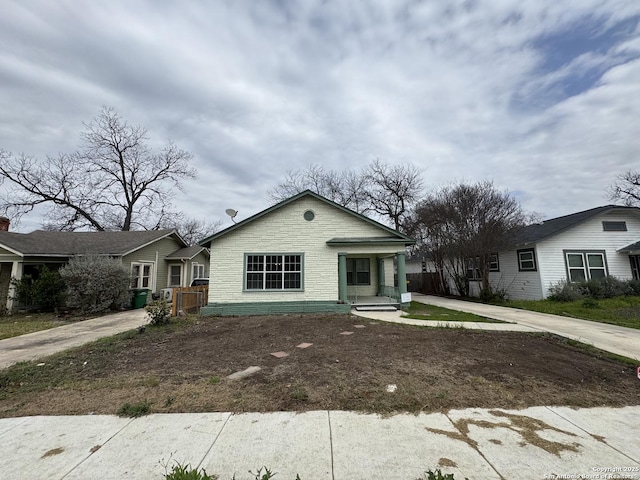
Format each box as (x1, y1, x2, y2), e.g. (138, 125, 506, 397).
(1, 1, 639, 233)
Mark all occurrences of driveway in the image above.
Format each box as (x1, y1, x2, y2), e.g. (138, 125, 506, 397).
(413, 294, 640, 361)
(0, 309, 148, 369)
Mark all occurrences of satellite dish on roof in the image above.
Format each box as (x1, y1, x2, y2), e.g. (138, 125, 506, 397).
(225, 209, 238, 223)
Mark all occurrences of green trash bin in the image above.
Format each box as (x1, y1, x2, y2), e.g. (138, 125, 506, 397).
(131, 289, 149, 309)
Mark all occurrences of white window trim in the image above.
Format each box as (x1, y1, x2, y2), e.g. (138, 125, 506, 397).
(517, 249, 537, 272)
(192, 262, 207, 282)
(565, 251, 607, 282)
(130, 262, 154, 290)
(168, 264, 183, 288)
(244, 253, 304, 291)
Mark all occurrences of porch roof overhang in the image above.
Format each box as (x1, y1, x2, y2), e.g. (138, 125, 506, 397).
(326, 236, 415, 246)
(617, 241, 640, 254)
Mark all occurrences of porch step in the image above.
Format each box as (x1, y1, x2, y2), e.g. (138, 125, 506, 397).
(353, 305, 398, 312)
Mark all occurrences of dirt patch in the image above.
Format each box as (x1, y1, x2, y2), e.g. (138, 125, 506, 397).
(0, 313, 638, 417)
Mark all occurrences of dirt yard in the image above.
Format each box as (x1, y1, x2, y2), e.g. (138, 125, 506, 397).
(1, 313, 638, 418)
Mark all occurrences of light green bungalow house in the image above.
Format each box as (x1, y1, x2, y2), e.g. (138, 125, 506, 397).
(198, 190, 415, 316)
(0, 224, 209, 312)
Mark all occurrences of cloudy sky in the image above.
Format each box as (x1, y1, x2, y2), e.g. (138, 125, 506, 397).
(1, 1, 639, 232)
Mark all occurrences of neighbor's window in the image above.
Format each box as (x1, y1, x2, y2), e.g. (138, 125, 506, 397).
(131, 263, 152, 289)
(489, 253, 500, 272)
(169, 265, 182, 287)
(347, 258, 371, 285)
(602, 221, 627, 231)
(245, 254, 303, 290)
(192, 263, 206, 280)
(566, 252, 606, 282)
(466, 256, 481, 280)
(517, 249, 537, 271)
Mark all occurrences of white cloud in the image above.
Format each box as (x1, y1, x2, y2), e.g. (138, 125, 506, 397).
(1, 0, 639, 231)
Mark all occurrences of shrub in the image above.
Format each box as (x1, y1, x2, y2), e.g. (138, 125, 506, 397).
(479, 286, 507, 304)
(60, 255, 130, 314)
(626, 279, 640, 296)
(10, 266, 67, 312)
(579, 276, 628, 299)
(547, 280, 582, 302)
(145, 299, 172, 325)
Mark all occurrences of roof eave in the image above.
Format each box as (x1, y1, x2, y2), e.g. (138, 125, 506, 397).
(199, 190, 415, 246)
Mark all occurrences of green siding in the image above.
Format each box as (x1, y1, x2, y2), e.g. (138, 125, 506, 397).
(123, 237, 187, 293)
(200, 301, 351, 316)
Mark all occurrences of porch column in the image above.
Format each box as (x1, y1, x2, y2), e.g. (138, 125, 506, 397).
(396, 251, 408, 304)
(377, 257, 385, 296)
(6, 261, 21, 312)
(338, 252, 348, 303)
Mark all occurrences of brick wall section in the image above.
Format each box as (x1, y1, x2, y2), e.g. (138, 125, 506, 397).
(209, 196, 404, 304)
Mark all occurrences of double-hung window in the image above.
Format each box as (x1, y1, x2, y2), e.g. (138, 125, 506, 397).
(245, 254, 303, 291)
(168, 264, 182, 287)
(347, 258, 370, 285)
(517, 249, 537, 271)
(192, 263, 206, 280)
(565, 252, 606, 282)
(489, 253, 499, 272)
(131, 263, 153, 289)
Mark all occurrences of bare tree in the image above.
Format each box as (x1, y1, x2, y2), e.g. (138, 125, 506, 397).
(364, 159, 423, 230)
(269, 163, 370, 214)
(269, 160, 423, 231)
(0, 107, 197, 231)
(413, 181, 527, 296)
(165, 216, 223, 246)
(609, 171, 640, 206)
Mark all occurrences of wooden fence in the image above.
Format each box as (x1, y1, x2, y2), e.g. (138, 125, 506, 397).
(170, 286, 209, 316)
(407, 272, 444, 295)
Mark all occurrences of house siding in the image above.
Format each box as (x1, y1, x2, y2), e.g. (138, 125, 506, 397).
(535, 212, 640, 298)
(123, 237, 187, 293)
(208, 196, 403, 305)
(484, 211, 640, 300)
(488, 249, 544, 300)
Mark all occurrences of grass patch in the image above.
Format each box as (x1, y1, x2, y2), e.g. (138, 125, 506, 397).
(507, 296, 640, 329)
(402, 302, 506, 323)
(0, 313, 72, 340)
(117, 400, 151, 417)
(0, 316, 197, 395)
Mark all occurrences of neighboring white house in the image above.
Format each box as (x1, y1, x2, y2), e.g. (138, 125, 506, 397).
(198, 190, 415, 316)
(481, 205, 640, 300)
(407, 205, 640, 300)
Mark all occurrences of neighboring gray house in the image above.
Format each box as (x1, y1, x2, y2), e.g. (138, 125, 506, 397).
(199, 190, 415, 316)
(0, 223, 209, 311)
(431, 205, 640, 300)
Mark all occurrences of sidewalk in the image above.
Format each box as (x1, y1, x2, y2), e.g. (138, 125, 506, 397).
(0, 309, 148, 369)
(411, 294, 640, 361)
(1, 406, 639, 480)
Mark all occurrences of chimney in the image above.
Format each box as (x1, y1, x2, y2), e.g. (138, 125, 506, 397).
(0, 217, 9, 232)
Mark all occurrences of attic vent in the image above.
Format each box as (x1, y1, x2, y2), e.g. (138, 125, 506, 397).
(602, 221, 626, 231)
(303, 210, 315, 221)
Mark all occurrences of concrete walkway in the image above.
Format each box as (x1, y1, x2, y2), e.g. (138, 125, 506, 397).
(1, 406, 639, 480)
(0, 309, 148, 369)
(1, 304, 639, 479)
(410, 294, 640, 361)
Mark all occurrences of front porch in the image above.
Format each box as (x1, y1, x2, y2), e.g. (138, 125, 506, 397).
(349, 294, 400, 312)
(337, 250, 409, 308)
